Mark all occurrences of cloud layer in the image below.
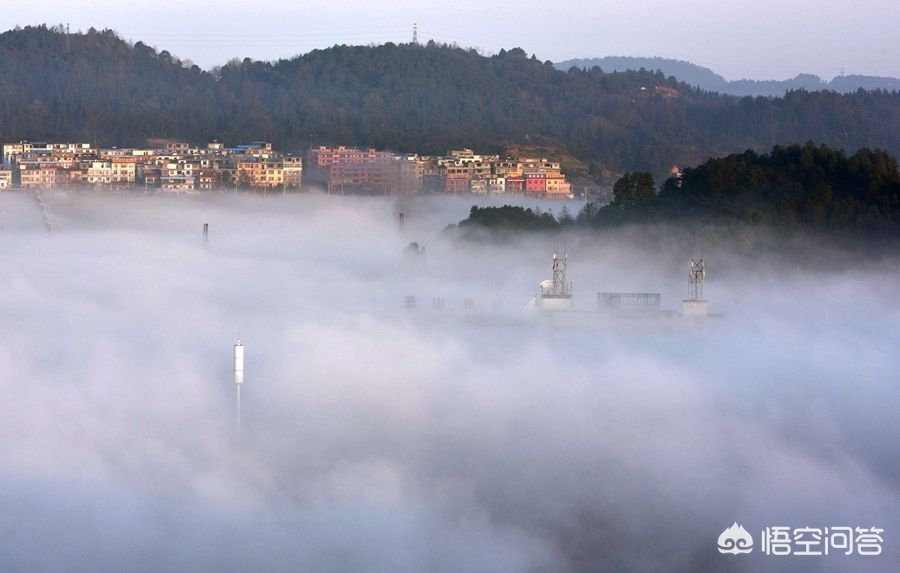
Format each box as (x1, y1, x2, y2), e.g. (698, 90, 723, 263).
(1, 192, 897, 572)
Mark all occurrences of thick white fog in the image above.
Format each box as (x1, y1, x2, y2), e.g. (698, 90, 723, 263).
(0, 191, 898, 572)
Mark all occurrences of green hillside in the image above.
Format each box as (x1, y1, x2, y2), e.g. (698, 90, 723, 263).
(1, 25, 899, 178)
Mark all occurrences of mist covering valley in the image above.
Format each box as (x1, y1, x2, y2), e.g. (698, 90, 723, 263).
(0, 191, 897, 572)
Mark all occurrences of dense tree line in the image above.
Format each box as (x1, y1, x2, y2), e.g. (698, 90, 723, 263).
(456, 143, 900, 239)
(1, 25, 899, 176)
(457, 205, 560, 232)
(647, 142, 900, 236)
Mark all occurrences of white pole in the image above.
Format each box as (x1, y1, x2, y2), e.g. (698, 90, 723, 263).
(234, 338, 244, 435)
(235, 384, 241, 434)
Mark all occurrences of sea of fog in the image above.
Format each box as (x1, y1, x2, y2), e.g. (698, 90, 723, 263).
(0, 191, 898, 572)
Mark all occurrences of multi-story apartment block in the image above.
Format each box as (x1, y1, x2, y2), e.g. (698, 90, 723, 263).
(524, 170, 547, 194)
(235, 159, 284, 188)
(3, 142, 95, 166)
(18, 162, 65, 188)
(160, 160, 195, 191)
(428, 149, 491, 194)
(504, 173, 525, 193)
(3, 142, 36, 164)
(487, 177, 506, 194)
(441, 162, 472, 194)
(394, 155, 424, 195)
(67, 167, 88, 184)
(545, 173, 572, 197)
(166, 142, 192, 154)
(139, 165, 161, 187)
(282, 156, 303, 189)
(238, 141, 274, 158)
(307, 146, 397, 194)
(493, 160, 520, 177)
(0, 166, 12, 189)
(111, 158, 137, 184)
(415, 150, 573, 196)
(198, 169, 219, 190)
(470, 179, 488, 194)
(46, 142, 95, 155)
(87, 161, 114, 185)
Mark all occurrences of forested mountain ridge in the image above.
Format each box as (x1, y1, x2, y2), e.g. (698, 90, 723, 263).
(2, 25, 899, 178)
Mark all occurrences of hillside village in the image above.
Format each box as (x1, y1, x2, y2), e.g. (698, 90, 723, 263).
(0, 140, 574, 198)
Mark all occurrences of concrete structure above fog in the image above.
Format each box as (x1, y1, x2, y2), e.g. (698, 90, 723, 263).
(307, 146, 573, 197)
(0, 140, 302, 192)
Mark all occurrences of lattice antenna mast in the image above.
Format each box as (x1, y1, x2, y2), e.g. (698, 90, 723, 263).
(688, 258, 705, 300)
(412, 23, 418, 45)
(551, 248, 572, 296)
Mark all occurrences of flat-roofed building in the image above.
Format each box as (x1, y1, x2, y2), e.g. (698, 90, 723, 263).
(139, 165, 161, 187)
(506, 176, 525, 193)
(394, 155, 423, 194)
(0, 166, 12, 189)
(308, 146, 397, 194)
(87, 161, 114, 185)
(111, 157, 137, 184)
(545, 173, 573, 198)
(487, 177, 506, 194)
(160, 160, 195, 191)
(18, 162, 65, 188)
(198, 169, 219, 190)
(236, 159, 284, 188)
(524, 170, 547, 194)
(3, 142, 37, 164)
(282, 156, 303, 189)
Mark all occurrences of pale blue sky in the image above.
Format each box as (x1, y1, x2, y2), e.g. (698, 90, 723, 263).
(4, 0, 898, 80)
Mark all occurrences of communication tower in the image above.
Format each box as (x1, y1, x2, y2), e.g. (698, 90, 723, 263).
(688, 258, 705, 300)
(412, 23, 419, 45)
(538, 248, 573, 311)
(682, 258, 708, 318)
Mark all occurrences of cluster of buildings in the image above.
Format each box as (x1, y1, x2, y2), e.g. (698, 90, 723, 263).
(306, 147, 573, 198)
(0, 141, 302, 192)
(0, 141, 573, 198)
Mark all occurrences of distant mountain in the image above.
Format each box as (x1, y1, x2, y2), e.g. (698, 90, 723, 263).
(557, 57, 729, 92)
(1, 25, 899, 178)
(555, 57, 900, 97)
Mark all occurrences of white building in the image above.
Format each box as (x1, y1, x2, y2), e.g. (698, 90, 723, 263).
(0, 167, 12, 189)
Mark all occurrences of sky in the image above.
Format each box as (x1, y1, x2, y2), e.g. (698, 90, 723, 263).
(1, 191, 899, 571)
(3, 0, 899, 81)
